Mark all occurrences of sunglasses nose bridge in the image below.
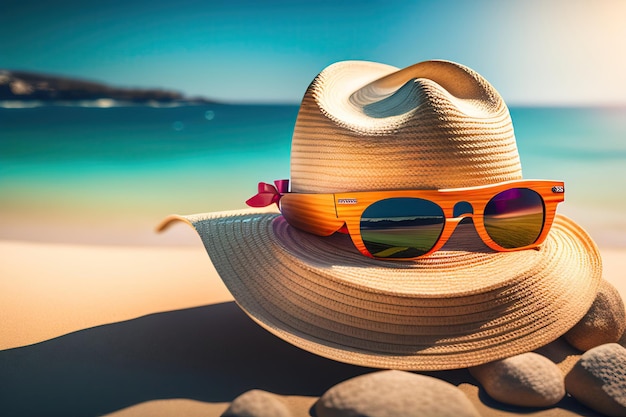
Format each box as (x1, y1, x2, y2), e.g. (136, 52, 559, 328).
(445, 212, 473, 228)
(426, 213, 473, 256)
(442, 209, 475, 238)
(445, 199, 475, 223)
(452, 201, 474, 217)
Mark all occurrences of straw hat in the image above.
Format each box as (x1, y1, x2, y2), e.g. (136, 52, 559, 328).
(159, 60, 601, 370)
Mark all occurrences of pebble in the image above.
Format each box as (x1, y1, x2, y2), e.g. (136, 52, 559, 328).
(315, 370, 480, 417)
(221, 389, 292, 417)
(564, 279, 626, 351)
(469, 352, 565, 407)
(565, 343, 626, 417)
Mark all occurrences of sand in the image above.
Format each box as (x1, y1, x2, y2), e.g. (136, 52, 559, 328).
(1, 221, 624, 417)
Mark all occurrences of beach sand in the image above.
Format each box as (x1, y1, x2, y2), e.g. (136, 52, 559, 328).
(1, 221, 624, 417)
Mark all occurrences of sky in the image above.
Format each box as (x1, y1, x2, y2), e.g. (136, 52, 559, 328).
(1, 0, 625, 105)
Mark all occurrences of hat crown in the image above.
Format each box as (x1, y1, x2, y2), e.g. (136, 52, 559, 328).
(290, 60, 522, 193)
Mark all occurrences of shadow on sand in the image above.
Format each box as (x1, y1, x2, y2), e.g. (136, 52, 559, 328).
(0, 301, 601, 417)
(0, 302, 375, 416)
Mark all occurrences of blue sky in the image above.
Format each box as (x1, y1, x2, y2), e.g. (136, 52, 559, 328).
(2, 0, 625, 105)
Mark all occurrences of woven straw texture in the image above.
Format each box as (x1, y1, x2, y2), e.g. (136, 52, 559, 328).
(181, 209, 601, 370)
(290, 60, 521, 193)
(166, 60, 603, 370)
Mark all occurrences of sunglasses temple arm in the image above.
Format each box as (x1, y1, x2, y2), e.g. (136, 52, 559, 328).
(280, 193, 344, 236)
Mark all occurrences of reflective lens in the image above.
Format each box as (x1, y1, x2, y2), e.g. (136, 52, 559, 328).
(483, 188, 545, 249)
(360, 198, 445, 258)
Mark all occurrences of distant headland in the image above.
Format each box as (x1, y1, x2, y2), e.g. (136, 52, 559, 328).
(0, 69, 215, 105)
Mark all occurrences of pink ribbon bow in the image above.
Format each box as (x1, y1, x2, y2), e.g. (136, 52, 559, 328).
(245, 179, 290, 208)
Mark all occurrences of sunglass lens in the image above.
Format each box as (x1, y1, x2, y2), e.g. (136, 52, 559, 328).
(484, 188, 545, 249)
(360, 198, 445, 258)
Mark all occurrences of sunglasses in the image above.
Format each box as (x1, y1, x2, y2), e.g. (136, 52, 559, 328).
(247, 179, 565, 260)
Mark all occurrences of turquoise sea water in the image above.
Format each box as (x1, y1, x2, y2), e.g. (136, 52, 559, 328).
(1, 104, 625, 246)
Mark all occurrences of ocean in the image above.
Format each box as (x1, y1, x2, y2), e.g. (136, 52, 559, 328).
(1, 104, 625, 247)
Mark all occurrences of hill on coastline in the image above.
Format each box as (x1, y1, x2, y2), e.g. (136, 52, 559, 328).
(0, 70, 213, 104)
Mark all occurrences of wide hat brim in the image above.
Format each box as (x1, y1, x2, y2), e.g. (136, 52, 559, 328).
(159, 208, 601, 371)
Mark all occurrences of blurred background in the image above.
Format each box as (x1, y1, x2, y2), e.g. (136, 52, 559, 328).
(1, 0, 625, 247)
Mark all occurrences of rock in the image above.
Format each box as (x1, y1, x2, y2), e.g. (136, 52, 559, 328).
(315, 370, 479, 417)
(221, 389, 292, 417)
(469, 352, 565, 407)
(564, 279, 626, 351)
(565, 343, 626, 417)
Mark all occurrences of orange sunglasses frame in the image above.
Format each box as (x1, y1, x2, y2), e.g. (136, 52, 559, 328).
(279, 179, 565, 260)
